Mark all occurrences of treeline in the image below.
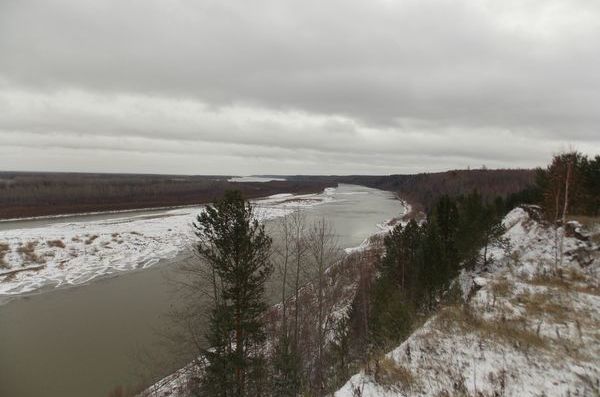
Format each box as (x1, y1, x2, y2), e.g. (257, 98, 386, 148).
(288, 168, 534, 212)
(0, 172, 333, 219)
(495, 152, 600, 221)
(1, 168, 536, 219)
(534, 152, 600, 219)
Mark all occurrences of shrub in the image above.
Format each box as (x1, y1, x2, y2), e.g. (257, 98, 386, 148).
(17, 241, 44, 264)
(372, 356, 416, 391)
(47, 239, 66, 248)
(85, 235, 99, 245)
(0, 242, 9, 268)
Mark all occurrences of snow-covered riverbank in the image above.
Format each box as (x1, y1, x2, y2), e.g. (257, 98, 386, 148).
(0, 189, 335, 297)
(336, 206, 600, 397)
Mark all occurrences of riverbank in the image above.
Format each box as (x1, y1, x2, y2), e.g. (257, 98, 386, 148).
(335, 206, 600, 396)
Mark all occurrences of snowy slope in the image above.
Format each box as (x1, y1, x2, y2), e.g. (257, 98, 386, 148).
(336, 207, 600, 397)
(0, 189, 335, 296)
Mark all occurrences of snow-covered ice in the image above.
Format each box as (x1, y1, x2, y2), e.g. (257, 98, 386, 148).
(0, 190, 334, 297)
(227, 176, 287, 183)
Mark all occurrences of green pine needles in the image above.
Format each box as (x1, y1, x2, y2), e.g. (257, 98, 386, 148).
(194, 190, 273, 397)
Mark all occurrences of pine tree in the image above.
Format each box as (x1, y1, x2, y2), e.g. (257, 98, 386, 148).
(194, 190, 273, 397)
(432, 195, 459, 278)
(582, 155, 600, 215)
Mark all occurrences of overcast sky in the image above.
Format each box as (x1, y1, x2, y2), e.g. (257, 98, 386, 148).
(1, 0, 599, 175)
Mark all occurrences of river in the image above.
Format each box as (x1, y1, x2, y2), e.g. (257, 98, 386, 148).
(0, 184, 405, 397)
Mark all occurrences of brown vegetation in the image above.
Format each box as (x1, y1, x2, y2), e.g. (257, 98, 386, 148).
(47, 239, 66, 248)
(0, 242, 9, 268)
(85, 235, 99, 245)
(528, 268, 600, 296)
(17, 241, 44, 264)
(0, 172, 334, 219)
(370, 356, 416, 391)
(435, 305, 547, 351)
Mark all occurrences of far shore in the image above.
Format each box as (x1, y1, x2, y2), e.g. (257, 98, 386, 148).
(0, 172, 334, 220)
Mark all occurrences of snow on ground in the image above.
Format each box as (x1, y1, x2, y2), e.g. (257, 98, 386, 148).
(0, 189, 335, 296)
(336, 207, 600, 397)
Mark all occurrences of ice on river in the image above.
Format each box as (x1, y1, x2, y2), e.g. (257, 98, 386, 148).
(0, 189, 335, 296)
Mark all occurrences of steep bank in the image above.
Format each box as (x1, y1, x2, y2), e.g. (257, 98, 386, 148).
(336, 206, 599, 396)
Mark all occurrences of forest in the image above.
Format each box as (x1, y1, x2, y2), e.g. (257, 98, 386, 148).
(0, 168, 536, 220)
(0, 172, 333, 219)
(288, 168, 535, 212)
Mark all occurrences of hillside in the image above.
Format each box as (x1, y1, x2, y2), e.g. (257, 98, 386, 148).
(288, 169, 535, 212)
(336, 207, 600, 396)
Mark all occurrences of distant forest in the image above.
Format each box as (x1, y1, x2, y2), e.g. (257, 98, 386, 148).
(0, 173, 333, 219)
(288, 168, 535, 212)
(0, 168, 536, 220)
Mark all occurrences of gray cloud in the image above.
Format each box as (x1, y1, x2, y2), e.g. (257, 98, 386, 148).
(0, 0, 599, 174)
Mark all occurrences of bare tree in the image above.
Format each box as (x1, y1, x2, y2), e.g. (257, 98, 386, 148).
(306, 218, 343, 395)
(290, 209, 309, 352)
(274, 213, 293, 337)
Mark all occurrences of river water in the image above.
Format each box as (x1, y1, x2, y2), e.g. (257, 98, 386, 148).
(0, 184, 405, 397)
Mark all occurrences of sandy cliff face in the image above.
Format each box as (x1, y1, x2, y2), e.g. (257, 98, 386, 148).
(337, 207, 600, 397)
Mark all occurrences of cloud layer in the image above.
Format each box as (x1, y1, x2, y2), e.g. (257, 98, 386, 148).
(1, 0, 599, 174)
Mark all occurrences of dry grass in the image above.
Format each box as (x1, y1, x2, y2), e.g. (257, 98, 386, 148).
(566, 267, 587, 282)
(515, 290, 569, 323)
(84, 235, 99, 245)
(529, 270, 600, 296)
(529, 272, 570, 290)
(0, 242, 9, 268)
(491, 278, 513, 297)
(573, 284, 600, 296)
(17, 241, 45, 264)
(71, 236, 81, 242)
(47, 239, 66, 248)
(372, 356, 417, 391)
(435, 305, 547, 351)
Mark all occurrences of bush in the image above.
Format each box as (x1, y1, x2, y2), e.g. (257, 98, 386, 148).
(47, 239, 66, 248)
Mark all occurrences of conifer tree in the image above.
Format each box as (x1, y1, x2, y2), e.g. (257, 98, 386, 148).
(194, 190, 273, 397)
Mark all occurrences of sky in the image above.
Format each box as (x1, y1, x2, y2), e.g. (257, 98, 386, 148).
(1, 0, 599, 175)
